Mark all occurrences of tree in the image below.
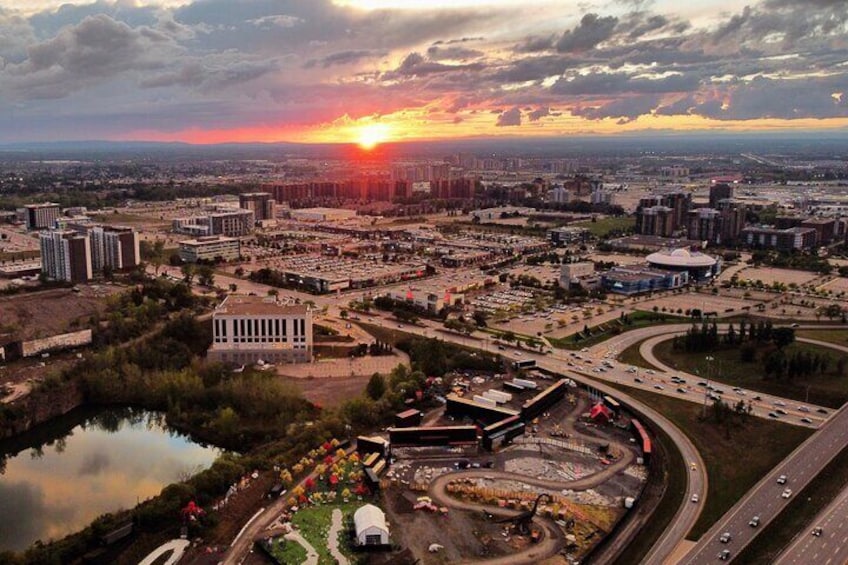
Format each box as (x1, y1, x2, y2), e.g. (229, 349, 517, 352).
(181, 263, 196, 285)
(772, 327, 795, 350)
(501, 331, 516, 343)
(472, 310, 489, 327)
(340, 310, 349, 320)
(366, 373, 386, 400)
(197, 264, 215, 287)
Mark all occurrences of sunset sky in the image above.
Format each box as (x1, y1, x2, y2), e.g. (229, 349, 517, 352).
(1, 0, 847, 145)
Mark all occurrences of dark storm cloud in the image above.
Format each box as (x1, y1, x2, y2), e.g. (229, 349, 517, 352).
(3, 14, 179, 99)
(383, 52, 484, 80)
(78, 451, 111, 476)
(427, 45, 484, 61)
(573, 94, 661, 121)
(551, 72, 700, 96)
(490, 55, 574, 84)
(528, 106, 551, 121)
(556, 13, 619, 52)
(304, 50, 384, 69)
(496, 106, 522, 126)
(692, 77, 848, 120)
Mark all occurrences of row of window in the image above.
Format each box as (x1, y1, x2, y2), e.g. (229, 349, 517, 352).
(213, 316, 308, 344)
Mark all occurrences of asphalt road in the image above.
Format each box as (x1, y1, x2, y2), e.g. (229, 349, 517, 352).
(678, 402, 848, 564)
(775, 482, 848, 565)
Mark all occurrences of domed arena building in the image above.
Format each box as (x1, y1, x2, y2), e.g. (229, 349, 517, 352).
(645, 247, 721, 283)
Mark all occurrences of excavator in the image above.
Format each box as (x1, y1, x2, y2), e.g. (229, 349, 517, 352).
(495, 493, 552, 536)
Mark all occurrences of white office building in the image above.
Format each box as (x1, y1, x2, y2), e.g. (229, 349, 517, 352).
(179, 236, 240, 263)
(207, 295, 313, 364)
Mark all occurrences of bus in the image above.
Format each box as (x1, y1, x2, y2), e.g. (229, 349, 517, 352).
(513, 359, 537, 370)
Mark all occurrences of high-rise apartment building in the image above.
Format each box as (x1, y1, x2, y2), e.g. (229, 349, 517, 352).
(208, 209, 254, 237)
(239, 192, 276, 221)
(39, 230, 93, 283)
(90, 226, 140, 271)
(24, 203, 61, 231)
(709, 183, 734, 208)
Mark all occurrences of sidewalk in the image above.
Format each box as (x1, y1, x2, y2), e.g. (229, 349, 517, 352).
(277, 352, 409, 379)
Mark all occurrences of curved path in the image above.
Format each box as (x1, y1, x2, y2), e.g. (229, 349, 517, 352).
(328, 509, 349, 565)
(138, 539, 190, 565)
(353, 313, 707, 565)
(423, 406, 638, 565)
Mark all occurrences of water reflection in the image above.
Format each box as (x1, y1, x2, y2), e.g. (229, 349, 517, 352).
(0, 408, 219, 551)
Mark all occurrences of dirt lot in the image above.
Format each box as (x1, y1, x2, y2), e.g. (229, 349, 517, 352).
(0, 285, 121, 341)
(639, 292, 758, 316)
(735, 267, 820, 286)
(282, 374, 370, 408)
(818, 277, 848, 295)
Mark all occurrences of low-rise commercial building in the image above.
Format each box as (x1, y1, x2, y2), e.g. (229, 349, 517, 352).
(601, 266, 688, 295)
(207, 295, 312, 364)
(560, 262, 595, 287)
(290, 207, 357, 222)
(548, 226, 590, 246)
(645, 247, 720, 283)
(178, 236, 241, 262)
(742, 226, 817, 251)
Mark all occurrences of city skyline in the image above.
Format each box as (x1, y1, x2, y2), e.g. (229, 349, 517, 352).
(1, 0, 846, 146)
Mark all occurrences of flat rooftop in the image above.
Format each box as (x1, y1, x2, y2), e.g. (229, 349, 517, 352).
(216, 295, 309, 316)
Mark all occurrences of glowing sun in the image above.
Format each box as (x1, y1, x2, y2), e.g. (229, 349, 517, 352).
(355, 123, 391, 150)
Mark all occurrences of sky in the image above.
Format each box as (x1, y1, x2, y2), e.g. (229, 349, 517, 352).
(0, 0, 846, 146)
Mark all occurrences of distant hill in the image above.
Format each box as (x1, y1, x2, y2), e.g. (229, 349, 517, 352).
(1, 131, 848, 161)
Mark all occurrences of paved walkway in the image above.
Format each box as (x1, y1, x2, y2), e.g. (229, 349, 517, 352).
(138, 539, 190, 565)
(276, 352, 408, 379)
(328, 509, 350, 565)
(284, 531, 318, 565)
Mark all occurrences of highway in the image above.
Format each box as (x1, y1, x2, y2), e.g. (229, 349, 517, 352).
(678, 402, 848, 564)
(775, 480, 848, 565)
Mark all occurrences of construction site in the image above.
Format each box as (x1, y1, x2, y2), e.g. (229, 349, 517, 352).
(359, 371, 652, 564)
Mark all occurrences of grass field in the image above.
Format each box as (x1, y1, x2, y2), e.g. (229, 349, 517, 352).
(653, 340, 848, 408)
(291, 500, 360, 565)
(265, 535, 308, 564)
(576, 216, 636, 238)
(550, 311, 683, 351)
(617, 338, 664, 371)
(733, 442, 848, 564)
(797, 328, 848, 348)
(609, 383, 813, 539)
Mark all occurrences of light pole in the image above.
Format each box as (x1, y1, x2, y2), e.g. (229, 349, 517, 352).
(703, 355, 714, 418)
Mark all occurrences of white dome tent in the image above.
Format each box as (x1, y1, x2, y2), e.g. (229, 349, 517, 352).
(353, 504, 390, 547)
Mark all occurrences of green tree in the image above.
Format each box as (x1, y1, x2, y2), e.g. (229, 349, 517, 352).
(366, 373, 386, 400)
(197, 264, 215, 287)
(181, 263, 196, 285)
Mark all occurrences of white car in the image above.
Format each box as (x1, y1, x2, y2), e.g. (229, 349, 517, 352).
(782, 488, 793, 499)
(777, 474, 787, 484)
(691, 493, 699, 503)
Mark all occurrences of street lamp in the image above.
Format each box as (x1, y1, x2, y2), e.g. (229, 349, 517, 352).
(703, 355, 714, 418)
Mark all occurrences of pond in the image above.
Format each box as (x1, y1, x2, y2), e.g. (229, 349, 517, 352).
(0, 407, 220, 552)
